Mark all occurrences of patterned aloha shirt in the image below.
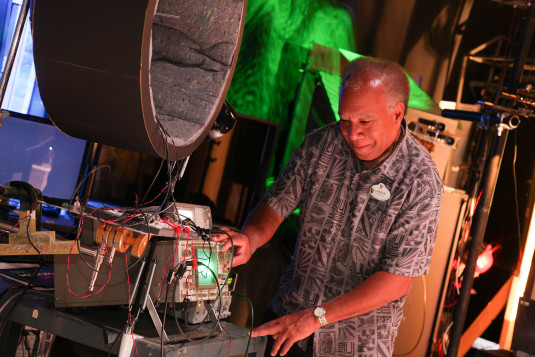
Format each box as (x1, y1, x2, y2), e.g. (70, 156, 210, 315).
(263, 120, 443, 356)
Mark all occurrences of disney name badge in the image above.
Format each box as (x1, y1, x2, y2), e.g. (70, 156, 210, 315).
(370, 183, 391, 201)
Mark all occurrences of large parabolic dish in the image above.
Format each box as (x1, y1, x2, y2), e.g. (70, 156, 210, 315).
(32, 0, 246, 160)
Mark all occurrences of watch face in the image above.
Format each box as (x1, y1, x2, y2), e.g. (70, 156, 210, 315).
(314, 307, 325, 316)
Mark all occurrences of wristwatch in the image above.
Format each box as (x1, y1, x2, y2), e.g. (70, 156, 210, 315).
(313, 306, 327, 327)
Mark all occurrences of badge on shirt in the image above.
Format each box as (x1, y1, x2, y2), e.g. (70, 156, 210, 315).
(370, 183, 391, 201)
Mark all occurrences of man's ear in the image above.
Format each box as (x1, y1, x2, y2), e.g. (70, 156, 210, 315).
(392, 102, 405, 122)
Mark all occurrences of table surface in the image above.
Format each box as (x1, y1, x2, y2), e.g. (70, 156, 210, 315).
(0, 277, 266, 357)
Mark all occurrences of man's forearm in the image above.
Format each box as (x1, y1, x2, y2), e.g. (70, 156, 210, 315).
(321, 271, 413, 324)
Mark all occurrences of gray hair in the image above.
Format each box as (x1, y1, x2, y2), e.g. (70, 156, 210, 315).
(341, 57, 410, 114)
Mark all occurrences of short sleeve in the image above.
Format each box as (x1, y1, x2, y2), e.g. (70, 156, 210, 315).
(382, 170, 443, 277)
(263, 140, 310, 219)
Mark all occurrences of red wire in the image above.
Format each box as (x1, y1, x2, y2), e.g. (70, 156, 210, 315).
(220, 322, 233, 357)
(65, 218, 113, 298)
(141, 184, 169, 207)
(93, 207, 137, 226)
(41, 241, 50, 255)
(0, 220, 19, 235)
(156, 219, 183, 300)
(157, 218, 195, 302)
(66, 253, 113, 298)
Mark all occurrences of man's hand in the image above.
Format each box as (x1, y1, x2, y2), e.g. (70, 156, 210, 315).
(212, 227, 254, 268)
(252, 309, 320, 356)
(212, 203, 284, 268)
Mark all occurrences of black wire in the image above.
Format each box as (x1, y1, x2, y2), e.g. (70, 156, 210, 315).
(65, 184, 197, 293)
(18, 329, 28, 356)
(29, 329, 40, 357)
(210, 228, 235, 292)
(198, 261, 223, 323)
(199, 241, 214, 282)
(170, 265, 198, 343)
(22, 200, 43, 256)
(65, 162, 156, 275)
(171, 283, 202, 343)
(0, 274, 48, 344)
(69, 197, 155, 277)
(152, 118, 187, 218)
(159, 222, 234, 342)
(170, 261, 221, 343)
(140, 157, 166, 205)
(8, 181, 42, 255)
(68, 165, 111, 219)
(0, 285, 19, 300)
(63, 123, 186, 278)
(512, 130, 523, 265)
(25, 220, 41, 255)
(231, 291, 254, 357)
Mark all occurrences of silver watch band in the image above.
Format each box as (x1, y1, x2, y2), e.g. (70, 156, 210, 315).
(314, 306, 327, 327)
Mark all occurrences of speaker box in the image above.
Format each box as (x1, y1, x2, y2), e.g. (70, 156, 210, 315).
(511, 298, 535, 356)
(32, 0, 246, 159)
(393, 187, 468, 356)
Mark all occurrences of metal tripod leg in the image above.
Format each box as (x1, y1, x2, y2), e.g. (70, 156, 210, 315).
(118, 237, 160, 356)
(146, 297, 169, 342)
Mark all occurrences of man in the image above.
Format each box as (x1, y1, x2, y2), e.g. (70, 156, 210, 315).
(215, 57, 443, 356)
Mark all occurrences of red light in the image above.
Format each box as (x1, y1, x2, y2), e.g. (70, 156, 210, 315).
(475, 244, 498, 276)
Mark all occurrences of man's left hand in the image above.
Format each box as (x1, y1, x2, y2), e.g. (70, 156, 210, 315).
(252, 309, 320, 356)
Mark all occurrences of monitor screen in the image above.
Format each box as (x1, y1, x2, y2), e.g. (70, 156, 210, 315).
(0, 114, 87, 201)
(1, 0, 48, 118)
(195, 246, 218, 289)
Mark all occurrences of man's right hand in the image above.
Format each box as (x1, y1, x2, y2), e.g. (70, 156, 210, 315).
(212, 227, 254, 268)
(211, 202, 284, 269)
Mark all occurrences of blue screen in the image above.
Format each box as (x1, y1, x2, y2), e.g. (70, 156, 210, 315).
(1, 0, 47, 118)
(0, 1, 87, 201)
(0, 115, 87, 200)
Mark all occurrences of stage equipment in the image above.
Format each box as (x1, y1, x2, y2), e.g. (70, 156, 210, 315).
(511, 298, 535, 356)
(31, 0, 246, 160)
(440, 2, 535, 353)
(407, 120, 455, 146)
(53, 202, 235, 355)
(207, 101, 238, 140)
(394, 187, 468, 357)
(0, 182, 78, 255)
(439, 108, 521, 356)
(405, 108, 469, 183)
(442, 103, 522, 356)
(54, 203, 231, 307)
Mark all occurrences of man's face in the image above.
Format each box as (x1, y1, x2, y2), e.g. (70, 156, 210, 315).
(338, 83, 404, 162)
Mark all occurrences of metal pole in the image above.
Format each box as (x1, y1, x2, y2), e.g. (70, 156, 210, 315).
(0, 0, 31, 106)
(507, 2, 535, 94)
(446, 3, 535, 354)
(446, 125, 510, 356)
